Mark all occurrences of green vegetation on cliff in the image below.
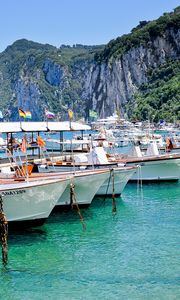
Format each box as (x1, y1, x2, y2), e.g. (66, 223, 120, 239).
(126, 60, 180, 122)
(95, 6, 180, 63)
(0, 7, 179, 121)
(0, 40, 103, 119)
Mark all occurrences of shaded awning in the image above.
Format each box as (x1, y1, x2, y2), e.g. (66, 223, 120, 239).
(47, 121, 91, 131)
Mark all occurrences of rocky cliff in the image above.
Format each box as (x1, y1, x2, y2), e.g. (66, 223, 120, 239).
(0, 7, 179, 121)
(89, 28, 180, 118)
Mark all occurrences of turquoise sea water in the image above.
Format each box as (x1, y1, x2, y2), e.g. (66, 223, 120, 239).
(0, 181, 179, 300)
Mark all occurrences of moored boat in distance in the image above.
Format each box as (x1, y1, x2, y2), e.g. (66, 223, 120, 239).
(108, 143, 180, 182)
(126, 154, 180, 182)
(45, 143, 180, 183)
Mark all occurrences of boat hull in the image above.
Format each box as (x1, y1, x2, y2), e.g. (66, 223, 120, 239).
(0, 179, 68, 223)
(57, 170, 109, 206)
(127, 158, 180, 181)
(37, 165, 136, 201)
(96, 167, 136, 196)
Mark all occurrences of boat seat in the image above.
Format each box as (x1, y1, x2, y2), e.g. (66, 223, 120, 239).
(129, 145, 143, 157)
(74, 154, 88, 163)
(146, 142, 159, 156)
(87, 147, 109, 164)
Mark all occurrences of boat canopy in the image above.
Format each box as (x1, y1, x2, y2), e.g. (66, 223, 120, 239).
(0, 121, 91, 133)
(47, 121, 91, 131)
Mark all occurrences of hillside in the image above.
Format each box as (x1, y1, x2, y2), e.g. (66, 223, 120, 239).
(91, 6, 180, 121)
(0, 40, 103, 120)
(127, 60, 180, 122)
(0, 6, 179, 121)
(95, 6, 180, 63)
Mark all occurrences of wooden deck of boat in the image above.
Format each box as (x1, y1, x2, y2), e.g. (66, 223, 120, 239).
(0, 169, 107, 185)
(0, 164, 136, 186)
(109, 153, 180, 164)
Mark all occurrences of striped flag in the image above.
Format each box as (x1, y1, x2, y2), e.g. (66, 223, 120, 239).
(45, 110, 55, 119)
(25, 111, 32, 119)
(19, 108, 26, 118)
(19, 109, 32, 119)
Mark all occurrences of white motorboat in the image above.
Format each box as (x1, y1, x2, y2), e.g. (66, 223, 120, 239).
(0, 177, 69, 226)
(96, 166, 136, 196)
(108, 143, 180, 181)
(35, 166, 136, 202)
(4, 168, 112, 207)
(0, 148, 136, 210)
(35, 147, 137, 200)
(57, 169, 110, 206)
(126, 155, 180, 181)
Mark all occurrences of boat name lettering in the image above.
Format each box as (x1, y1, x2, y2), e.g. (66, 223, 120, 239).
(1, 190, 26, 196)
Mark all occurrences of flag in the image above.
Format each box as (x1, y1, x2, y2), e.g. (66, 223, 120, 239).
(37, 136, 46, 147)
(68, 109, 73, 120)
(19, 108, 26, 118)
(45, 110, 55, 119)
(21, 137, 26, 153)
(25, 111, 32, 119)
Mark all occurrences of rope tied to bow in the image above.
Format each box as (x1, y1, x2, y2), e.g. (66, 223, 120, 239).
(70, 180, 86, 231)
(103, 169, 117, 213)
(111, 169, 117, 214)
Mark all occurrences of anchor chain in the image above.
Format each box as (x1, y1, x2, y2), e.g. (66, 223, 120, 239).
(0, 194, 8, 266)
(70, 181, 86, 231)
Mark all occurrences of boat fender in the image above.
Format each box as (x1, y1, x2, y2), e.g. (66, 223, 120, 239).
(40, 164, 48, 169)
(79, 166, 87, 170)
(117, 163, 125, 167)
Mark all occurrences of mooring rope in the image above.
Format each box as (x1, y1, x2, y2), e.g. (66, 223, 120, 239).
(0, 194, 8, 266)
(136, 165, 144, 202)
(70, 179, 86, 231)
(137, 165, 140, 195)
(103, 169, 117, 213)
(103, 169, 112, 202)
(111, 169, 117, 214)
(139, 165, 144, 201)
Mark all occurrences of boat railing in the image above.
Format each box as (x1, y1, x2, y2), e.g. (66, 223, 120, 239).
(5, 148, 28, 178)
(39, 146, 56, 172)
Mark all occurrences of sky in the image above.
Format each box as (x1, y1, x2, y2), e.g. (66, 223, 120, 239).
(0, 0, 179, 52)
